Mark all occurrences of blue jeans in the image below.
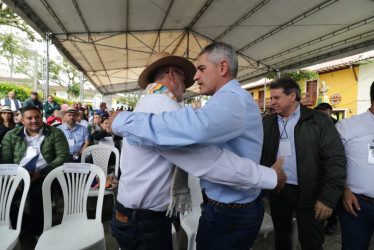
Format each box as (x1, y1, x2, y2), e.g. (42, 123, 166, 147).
(196, 196, 264, 250)
(338, 195, 374, 250)
(110, 206, 173, 250)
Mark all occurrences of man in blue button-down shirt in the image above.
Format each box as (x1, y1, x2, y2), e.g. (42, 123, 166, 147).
(109, 42, 285, 249)
(58, 108, 89, 162)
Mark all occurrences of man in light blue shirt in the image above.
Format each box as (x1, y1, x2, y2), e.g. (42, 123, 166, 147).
(58, 108, 90, 162)
(110, 42, 283, 249)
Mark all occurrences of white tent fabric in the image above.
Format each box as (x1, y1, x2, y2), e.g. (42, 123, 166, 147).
(4, 0, 374, 97)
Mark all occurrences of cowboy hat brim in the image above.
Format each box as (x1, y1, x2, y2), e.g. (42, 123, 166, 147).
(138, 55, 196, 89)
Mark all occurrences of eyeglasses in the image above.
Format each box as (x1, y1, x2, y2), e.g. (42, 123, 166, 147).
(166, 70, 186, 82)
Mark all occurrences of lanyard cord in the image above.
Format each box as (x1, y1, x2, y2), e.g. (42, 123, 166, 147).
(280, 120, 289, 139)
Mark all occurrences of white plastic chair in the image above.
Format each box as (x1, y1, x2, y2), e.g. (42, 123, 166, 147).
(35, 164, 106, 250)
(172, 224, 178, 250)
(81, 145, 119, 203)
(258, 212, 274, 238)
(180, 174, 203, 250)
(0, 166, 30, 250)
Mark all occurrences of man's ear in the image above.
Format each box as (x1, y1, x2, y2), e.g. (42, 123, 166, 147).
(289, 91, 297, 102)
(219, 60, 229, 77)
(167, 67, 174, 81)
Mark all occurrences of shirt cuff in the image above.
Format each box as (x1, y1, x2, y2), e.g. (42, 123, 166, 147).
(256, 166, 277, 190)
(112, 111, 132, 137)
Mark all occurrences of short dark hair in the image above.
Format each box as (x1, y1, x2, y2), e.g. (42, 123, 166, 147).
(371, 81, 374, 103)
(269, 77, 301, 102)
(21, 106, 42, 117)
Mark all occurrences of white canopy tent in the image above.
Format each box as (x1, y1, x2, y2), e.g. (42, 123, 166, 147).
(4, 0, 374, 98)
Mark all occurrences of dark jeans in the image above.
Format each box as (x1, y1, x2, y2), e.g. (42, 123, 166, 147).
(10, 177, 59, 236)
(326, 209, 338, 226)
(110, 203, 173, 250)
(196, 196, 264, 250)
(269, 184, 325, 250)
(338, 195, 374, 250)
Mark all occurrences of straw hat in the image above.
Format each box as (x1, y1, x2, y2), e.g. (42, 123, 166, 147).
(59, 107, 77, 117)
(0, 106, 12, 113)
(138, 52, 196, 89)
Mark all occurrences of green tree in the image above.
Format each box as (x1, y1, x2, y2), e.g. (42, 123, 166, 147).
(118, 91, 143, 108)
(0, 32, 34, 81)
(48, 57, 82, 99)
(0, 1, 38, 41)
(266, 70, 318, 82)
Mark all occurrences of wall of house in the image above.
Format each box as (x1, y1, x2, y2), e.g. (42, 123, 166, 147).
(357, 63, 374, 114)
(318, 67, 359, 118)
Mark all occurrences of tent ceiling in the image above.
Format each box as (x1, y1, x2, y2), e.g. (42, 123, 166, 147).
(4, 0, 374, 96)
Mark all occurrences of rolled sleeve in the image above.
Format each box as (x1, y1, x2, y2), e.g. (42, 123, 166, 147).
(157, 146, 277, 190)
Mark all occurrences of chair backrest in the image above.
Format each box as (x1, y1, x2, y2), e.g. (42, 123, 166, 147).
(188, 174, 203, 209)
(0, 166, 30, 232)
(42, 164, 106, 231)
(81, 144, 120, 177)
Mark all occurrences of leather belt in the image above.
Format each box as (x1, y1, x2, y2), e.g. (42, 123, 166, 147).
(115, 201, 166, 219)
(355, 194, 374, 204)
(202, 190, 259, 208)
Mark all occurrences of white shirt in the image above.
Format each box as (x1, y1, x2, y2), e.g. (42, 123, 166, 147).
(1, 98, 22, 111)
(19, 127, 48, 173)
(118, 93, 182, 211)
(116, 93, 277, 211)
(78, 120, 89, 128)
(336, 110, 374, 197)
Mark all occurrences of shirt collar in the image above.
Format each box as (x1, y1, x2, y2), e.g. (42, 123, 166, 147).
(366, 109, 374, 121)
(215, 79, 240, 95)
(277, 104, 300, 121)
(62, 123, 79, 131)
(24, 126, 44, 140)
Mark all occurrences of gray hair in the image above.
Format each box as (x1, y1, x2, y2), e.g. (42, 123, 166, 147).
(150, 66, 170, 83)
(199, 42, 238, 77)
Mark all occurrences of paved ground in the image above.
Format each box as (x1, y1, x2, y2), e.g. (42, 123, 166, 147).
(19, 195, 374, 250)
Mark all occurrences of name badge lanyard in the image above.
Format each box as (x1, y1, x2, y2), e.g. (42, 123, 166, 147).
(279, 120, 293, 157)
(280, 120, 289, 140)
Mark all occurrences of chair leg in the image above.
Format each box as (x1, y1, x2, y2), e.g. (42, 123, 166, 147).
(292, 218, 298, 250)
(187, 233, 196, 250)
(14, 239, 21, 250)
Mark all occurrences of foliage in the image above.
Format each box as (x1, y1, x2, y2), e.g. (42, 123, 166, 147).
(0, 82, 31, 101)
(67, 83, 80, 98)
(47, 57, 83, 99)
(0, 2, 38, 42)
(0, 32, 35, 80)
(51, 95, 73, 106)
(0, 82, 72, 105)
(117, 91, 143, 108)
(185, 95, 209, 105)
(266, 70, 318, 82)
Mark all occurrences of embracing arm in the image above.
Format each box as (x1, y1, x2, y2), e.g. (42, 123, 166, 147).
(112, 92, 247, 149)
(157, 145, 281, 191)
